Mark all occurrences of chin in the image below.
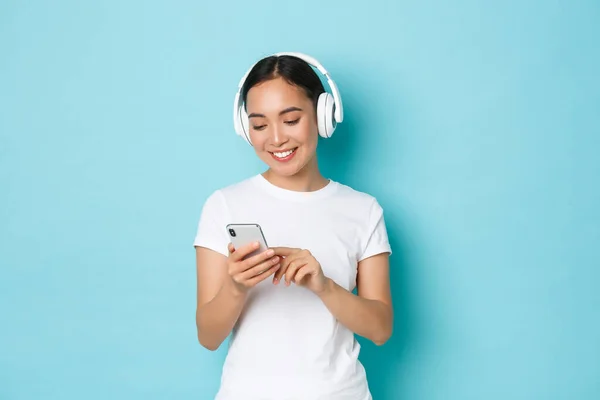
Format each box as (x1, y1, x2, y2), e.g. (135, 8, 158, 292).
(267, 162, 303, 177)
(273, 167, 303, 177)
(261, 149, 308, 177)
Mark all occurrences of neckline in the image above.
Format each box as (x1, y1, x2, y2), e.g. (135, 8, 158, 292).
(251, 173, 339, 202)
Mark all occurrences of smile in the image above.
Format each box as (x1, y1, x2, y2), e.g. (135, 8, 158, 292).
(270, 147, 298, 162)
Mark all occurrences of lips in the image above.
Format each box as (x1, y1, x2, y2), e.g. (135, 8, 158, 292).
(270, 147, 298, 162)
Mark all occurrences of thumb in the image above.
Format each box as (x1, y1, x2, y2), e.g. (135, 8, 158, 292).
(270, 247, 296, 257)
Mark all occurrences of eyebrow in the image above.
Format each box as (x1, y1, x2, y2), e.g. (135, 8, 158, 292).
(248, 106, 303, 119)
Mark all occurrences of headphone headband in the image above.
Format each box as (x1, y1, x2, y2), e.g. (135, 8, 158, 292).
(233, 52, 344, 144)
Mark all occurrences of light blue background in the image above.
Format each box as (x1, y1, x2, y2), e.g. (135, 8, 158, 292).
(1, 1, 599, 399)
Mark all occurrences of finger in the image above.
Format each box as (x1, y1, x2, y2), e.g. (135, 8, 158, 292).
(230, 241, 261, 262)
(287, 258, 310, 284)
(273, 262, 287, 284)
(273, 252, 301, 284)
(247, 263, 282, 287)
(293, 264, 313, 284)
(227, 242, 235, 254)
(239, 248, 276, 272)
(240, 256, 280, 280)
(284, 259, 308, 286)
(270, 247, 299, 257)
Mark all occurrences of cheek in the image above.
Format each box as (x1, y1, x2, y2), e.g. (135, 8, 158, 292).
(249, 131, 266, 148)
(295, 119, 319, 144)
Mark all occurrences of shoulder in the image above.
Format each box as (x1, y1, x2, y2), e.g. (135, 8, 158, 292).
(332, 180, 383, 211)
(203, 175, 258, 204)
(196, 175, 259, 226)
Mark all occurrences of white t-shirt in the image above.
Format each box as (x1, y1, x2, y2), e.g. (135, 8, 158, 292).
(193, 174, 392, 400)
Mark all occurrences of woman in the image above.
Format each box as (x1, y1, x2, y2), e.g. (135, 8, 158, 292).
(193, 52, 393, 400)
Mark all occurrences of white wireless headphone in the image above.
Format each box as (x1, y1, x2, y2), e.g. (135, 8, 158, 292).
(233, 52, 344, 145)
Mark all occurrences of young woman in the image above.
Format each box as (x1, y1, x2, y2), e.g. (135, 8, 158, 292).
(193, 52, 393, 400)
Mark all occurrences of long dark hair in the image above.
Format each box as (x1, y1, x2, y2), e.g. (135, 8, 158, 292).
(241, 55, 325, 110)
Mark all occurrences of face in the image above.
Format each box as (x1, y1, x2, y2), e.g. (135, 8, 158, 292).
(245, 77, 319, 177)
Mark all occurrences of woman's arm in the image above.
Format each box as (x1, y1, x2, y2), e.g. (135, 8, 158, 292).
(272, 247, 393, 346)
(317, 253, 393, 345)
(195, 242, 282, 350)
(195, 247, 247, 351)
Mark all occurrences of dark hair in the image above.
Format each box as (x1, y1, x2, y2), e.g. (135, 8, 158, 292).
(241, 55, 326, 111)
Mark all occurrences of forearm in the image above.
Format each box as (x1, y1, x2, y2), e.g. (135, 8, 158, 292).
(196, 280, 247, 351)
(317, 277, 393, 345)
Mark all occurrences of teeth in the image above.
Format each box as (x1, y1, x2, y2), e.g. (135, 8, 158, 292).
(273, 149, 295, 158)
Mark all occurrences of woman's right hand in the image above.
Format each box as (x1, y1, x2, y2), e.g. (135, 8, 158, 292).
(225, 241, 280, 295)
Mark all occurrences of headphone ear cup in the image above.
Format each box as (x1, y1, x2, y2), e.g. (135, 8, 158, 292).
(238, 106, 252, 145)
(316, 92, 336, 138)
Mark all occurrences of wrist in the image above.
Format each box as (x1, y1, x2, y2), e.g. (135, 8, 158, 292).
(223, 277, 248, 299)
(316, 277, 335, 298)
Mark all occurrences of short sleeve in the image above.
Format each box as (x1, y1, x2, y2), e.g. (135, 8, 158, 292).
(193, 190, 230, 257)
(359, 199, 392, 261)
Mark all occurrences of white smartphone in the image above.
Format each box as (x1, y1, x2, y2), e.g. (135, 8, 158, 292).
(226, 223, 269, 260)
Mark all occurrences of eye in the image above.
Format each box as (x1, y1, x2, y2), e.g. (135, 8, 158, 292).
(252, 124, 267, 131)
(284, 118, 300, 126)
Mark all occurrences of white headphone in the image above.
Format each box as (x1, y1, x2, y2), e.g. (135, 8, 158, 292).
(233, 52, 344, 145)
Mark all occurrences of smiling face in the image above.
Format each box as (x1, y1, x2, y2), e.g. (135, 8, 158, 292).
(245, 76, 320, 178)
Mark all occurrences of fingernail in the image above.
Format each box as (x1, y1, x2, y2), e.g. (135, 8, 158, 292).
(267, 249, 275, 256)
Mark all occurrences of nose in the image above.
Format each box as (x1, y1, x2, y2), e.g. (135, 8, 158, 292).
(269, 123, 288, 147)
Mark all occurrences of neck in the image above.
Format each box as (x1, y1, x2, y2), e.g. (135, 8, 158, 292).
(262, 156, 329, 192)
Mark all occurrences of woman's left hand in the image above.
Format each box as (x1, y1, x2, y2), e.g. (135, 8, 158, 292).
(270, 247, 328, 294)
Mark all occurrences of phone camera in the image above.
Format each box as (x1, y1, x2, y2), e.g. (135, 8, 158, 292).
(229, 228, 236, 237)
